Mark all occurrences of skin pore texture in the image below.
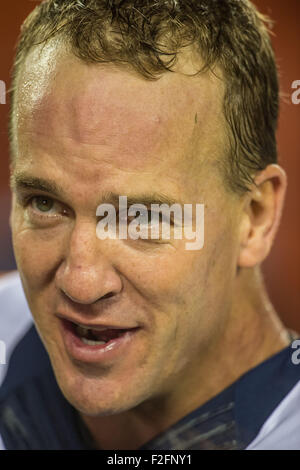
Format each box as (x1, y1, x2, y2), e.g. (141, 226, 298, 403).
(10, 40, 292, 450)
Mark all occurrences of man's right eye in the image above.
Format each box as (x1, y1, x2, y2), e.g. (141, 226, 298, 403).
(22, 195, 70, 225)
(31, 196, 55, 213)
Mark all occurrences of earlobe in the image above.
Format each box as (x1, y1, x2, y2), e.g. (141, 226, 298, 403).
(238, 164, 287, 269)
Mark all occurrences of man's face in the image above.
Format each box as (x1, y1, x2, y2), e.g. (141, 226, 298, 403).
(10, 43, 243, 416)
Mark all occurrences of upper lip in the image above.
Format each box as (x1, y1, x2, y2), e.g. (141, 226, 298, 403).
(56, 313, 139, 331)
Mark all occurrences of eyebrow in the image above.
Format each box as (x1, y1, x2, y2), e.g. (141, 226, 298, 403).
(10, 173, 183, 208)
(100, 192, 181, 208)
(11, 173, 65, 199)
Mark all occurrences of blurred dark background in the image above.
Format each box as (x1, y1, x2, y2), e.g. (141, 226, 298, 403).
(0, 1, 299, 330)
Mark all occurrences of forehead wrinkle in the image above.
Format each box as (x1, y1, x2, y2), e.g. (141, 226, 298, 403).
(20, 98, 170, 175)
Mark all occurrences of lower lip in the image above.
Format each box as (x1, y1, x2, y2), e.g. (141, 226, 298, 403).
(60, 320, 139, 364)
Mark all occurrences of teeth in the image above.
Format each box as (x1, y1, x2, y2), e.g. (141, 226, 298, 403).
(76, 325, 107, 346)
(81, 337, 106, 346)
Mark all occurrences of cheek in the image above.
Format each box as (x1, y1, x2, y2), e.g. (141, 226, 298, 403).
(120, 246, 196, 306)
(166, 219, 238, 334)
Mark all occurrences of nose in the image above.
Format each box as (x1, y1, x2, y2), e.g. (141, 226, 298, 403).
(55, 218, 123, 305)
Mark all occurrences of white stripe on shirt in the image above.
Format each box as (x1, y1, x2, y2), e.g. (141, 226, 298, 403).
(247, 379, 300, 450)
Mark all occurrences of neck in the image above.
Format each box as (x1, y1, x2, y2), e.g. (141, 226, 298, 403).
(80, 267, 292, 450)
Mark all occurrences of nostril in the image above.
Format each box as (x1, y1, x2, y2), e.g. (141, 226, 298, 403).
(60, 288, 114, 305)
(101, 292, 115, 300)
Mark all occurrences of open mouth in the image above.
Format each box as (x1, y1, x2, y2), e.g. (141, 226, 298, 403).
(59, 316, 141, 362)
(73, 323, 130, 346)
(61, 318, 140, 354)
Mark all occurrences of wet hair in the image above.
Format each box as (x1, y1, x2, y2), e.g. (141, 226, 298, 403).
(10, 0, 279, 193)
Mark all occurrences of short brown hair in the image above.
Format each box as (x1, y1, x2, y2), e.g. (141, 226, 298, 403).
(10, 0, 279, 193)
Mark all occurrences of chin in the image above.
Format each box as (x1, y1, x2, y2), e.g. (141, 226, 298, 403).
(64, 389, 142, 418)
(53, 366, 142, 417)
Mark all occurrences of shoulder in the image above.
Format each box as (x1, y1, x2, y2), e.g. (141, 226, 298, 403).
(0, 272, 33, 387)
(0, 324, 83, 450)
(0, 272, 33, 450)
(236, 344, 300, 450)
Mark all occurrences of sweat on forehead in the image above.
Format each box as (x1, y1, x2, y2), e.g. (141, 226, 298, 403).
(13, 42, 225, 171)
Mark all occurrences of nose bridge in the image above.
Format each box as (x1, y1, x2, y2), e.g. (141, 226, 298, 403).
(56, 217, 122, 304)
(69, 217, 98, 266)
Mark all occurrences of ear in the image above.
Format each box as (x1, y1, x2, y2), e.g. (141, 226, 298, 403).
(238, 164, 287, 268)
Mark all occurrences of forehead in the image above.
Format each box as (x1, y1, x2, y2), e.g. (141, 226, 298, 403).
(13, 41, 226, 196)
